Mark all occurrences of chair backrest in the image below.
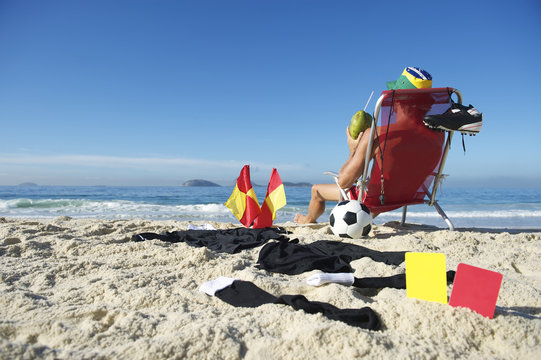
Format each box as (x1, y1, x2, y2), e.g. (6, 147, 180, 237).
(362, 88, 454, 214)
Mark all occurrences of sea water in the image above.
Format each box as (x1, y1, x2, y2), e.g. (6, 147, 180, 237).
(1, 185, 540, 230)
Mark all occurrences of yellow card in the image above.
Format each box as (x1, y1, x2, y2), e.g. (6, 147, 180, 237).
(405, 252, 448, 304)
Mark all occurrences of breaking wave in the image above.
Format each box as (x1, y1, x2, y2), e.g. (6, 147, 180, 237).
(0, 198, 234, 221)
(1, 185, 541, 228)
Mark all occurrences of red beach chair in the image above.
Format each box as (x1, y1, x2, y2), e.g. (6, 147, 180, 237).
(357, 87, 463, 230)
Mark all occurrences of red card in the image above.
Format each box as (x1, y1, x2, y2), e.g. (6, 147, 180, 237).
(449, 263, 503, 319)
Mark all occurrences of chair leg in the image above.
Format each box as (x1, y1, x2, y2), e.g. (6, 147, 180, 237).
(401, 206, 407, 226)
(433, 201, 455, 231)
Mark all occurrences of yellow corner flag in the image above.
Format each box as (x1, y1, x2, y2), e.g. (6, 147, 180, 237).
(253, 168, 286, 228)
(225, 165, 261, 227)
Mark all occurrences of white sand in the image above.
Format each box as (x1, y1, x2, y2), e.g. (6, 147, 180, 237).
(1, 217, 540, 359)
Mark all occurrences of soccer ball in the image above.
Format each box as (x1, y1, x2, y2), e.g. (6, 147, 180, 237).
(329, 200, 372, 238)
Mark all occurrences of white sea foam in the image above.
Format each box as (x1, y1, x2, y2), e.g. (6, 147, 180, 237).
(2, 185, 541, 229)
(0, 198, 234, 221)
(3, 198, 541, 228)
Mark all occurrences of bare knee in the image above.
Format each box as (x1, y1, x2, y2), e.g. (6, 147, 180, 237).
(311, 183, 340, 203)
(311, 184, 325, 200)
(337, 176, 353, 190)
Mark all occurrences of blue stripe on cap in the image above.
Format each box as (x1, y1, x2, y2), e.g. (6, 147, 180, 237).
(406, 67, 432, 80)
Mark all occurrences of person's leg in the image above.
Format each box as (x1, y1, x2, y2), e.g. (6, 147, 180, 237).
(294, 183, 340, 224)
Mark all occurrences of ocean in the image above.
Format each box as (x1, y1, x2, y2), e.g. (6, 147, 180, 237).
(1, 185, 540, 230)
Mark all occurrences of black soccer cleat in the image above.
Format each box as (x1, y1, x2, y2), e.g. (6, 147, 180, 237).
(423, 103, 482, 134)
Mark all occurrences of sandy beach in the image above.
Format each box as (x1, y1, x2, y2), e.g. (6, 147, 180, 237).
(1, 217, 540, 359)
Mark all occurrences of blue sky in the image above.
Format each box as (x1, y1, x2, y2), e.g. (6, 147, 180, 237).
(1, 0, 540, 187)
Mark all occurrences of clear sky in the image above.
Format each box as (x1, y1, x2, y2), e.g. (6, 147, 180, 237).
(1, 0, 540, 187)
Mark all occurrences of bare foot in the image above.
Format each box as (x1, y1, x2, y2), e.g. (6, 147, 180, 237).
(294, 213, 316, 224)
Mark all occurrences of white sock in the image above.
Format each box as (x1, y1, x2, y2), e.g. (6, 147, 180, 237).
(199, 276, 238, 296)
(306, 273, 354, 287)
(188, 223, 217, 230)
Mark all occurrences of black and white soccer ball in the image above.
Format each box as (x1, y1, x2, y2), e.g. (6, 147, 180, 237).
(329, 200, 372, 238)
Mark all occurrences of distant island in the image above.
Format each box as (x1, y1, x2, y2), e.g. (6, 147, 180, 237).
(182, 179, 221, 187)
(185, 179, 312, 188)
(18, 182, 38, 187)
(283, 182, 312, 187)
(229, 181, 312, 187)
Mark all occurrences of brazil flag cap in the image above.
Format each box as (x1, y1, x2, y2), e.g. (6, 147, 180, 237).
(386, 67, 432, 90)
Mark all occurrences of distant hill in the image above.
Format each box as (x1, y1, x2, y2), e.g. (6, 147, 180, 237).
(182, 179, 221, 187)
(283, 182, 312, 187)
(229, 181, 312, 187)
(18, 182, 38, 187)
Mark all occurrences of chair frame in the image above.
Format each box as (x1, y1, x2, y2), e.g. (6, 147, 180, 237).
(358, 88, 463, 230)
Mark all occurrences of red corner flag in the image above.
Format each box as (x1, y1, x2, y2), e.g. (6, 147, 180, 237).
(253, 168, 286, 228)
(225, 165, 261, 227)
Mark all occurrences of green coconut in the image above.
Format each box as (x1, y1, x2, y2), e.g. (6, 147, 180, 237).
(348, 110, 373, 139)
